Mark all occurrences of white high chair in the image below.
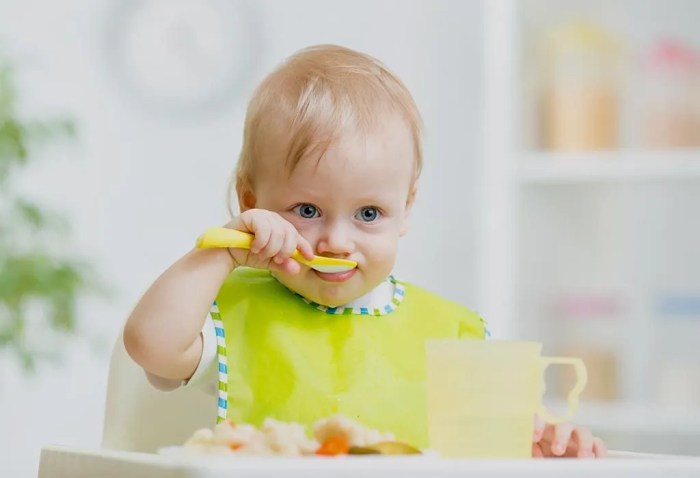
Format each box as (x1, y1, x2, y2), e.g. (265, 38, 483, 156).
(101, 329, 217, 452)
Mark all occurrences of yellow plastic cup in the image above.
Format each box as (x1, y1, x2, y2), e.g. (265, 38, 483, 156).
(425, 339, 587, 458)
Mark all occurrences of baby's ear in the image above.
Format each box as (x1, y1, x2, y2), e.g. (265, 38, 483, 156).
(236, 177, 257, 212)
(400, 182, 418, 236)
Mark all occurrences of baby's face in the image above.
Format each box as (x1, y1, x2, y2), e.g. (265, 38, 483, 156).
(247, 114, 416, 306)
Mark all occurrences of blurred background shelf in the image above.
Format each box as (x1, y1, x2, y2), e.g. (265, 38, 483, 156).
(518, 150, 700, 184)
(479, 0, 700, 456)
(552, 401, 700, 435)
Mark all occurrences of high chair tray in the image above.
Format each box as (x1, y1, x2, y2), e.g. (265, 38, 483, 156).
(38, 445, 700, 478)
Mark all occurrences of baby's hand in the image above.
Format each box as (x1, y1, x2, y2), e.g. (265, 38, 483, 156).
(224, 209, 314, 274)
(532, 415, 607, 458)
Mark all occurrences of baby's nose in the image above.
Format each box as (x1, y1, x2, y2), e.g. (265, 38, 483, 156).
(316, 223, 355, 256)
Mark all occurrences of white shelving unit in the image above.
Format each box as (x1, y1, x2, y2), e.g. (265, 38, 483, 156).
(519, 150, 700, 184)
(564, 401, 700, 435)
(479, 0, 700, 455)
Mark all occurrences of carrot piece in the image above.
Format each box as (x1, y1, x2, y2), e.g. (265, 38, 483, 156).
(228, 442, 242, 451)
(316, 436, 350, 456)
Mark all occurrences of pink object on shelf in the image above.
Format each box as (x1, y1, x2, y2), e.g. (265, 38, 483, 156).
(641, 38, 700, 148)
(646, 39, 700, 72)
(553, 295, 622, 319)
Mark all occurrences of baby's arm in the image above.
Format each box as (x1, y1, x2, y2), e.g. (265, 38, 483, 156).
(123, 247, 234, 381)
(123, 209, 314, 382)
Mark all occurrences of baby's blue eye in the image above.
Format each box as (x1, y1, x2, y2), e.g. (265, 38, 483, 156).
(356, 207, 380, 222)
(294, 204, 320, 219)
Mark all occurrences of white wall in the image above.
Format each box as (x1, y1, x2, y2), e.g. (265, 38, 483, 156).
(0, 1, 484, 476)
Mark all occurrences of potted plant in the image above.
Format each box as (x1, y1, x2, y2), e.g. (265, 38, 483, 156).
(0, 61, 97, 370)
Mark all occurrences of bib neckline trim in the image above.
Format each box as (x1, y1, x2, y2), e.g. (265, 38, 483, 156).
(297, 275, 405, 316)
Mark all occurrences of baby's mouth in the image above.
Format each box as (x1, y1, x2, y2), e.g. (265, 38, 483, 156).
(313, 267, 357, 283)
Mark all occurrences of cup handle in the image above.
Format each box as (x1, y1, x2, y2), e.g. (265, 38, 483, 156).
(536, 357, 588, 424)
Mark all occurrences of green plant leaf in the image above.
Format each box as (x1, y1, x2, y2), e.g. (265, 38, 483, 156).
(13, 197, 69, 233)
(23, 119, 76, 141)
(0, 58, 103, 372)
(0, 119, 28, 180)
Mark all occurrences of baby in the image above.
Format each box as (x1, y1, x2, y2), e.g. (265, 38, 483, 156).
(124, 44, 606, 458)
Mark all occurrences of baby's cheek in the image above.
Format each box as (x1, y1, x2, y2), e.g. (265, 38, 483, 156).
(365, 239, 399, 272)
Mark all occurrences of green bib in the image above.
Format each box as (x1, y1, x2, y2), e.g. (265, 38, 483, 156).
(211, 268, 485, 448)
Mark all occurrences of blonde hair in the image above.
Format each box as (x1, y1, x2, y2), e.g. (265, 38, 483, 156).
(231, 44, 422, 211)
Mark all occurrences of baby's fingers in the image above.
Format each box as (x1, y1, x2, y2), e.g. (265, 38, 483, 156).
(259, 226, 285, 259)
(531, 443, 545, 458)
(296, 234, 315, 261)
(536, 421, 604, 458)
(572, 427, 595, 458)
(255, 216, 291, 259)
(273, 224, 300, 264)
(592, 437, 608, 458)
(248, 218, 272, 254)
(533, 415, 545, 443)
(551, 422, 574, 456)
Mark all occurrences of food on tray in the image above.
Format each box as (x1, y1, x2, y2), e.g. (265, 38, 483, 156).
(348, 441, 421, 455)
(178, 414, 419, 457)
(183, 418, 317, 456)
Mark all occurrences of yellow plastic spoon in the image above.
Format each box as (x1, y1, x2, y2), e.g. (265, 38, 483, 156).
(195, 227, 357, 274)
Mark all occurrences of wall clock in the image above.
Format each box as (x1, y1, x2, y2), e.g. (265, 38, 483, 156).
(105, 0, 259, 115)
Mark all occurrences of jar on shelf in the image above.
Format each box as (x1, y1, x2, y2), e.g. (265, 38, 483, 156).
(653, 293, 700, 408)
(538, 22, 622, 151)
(640, 40, 700, 149)
(548, 292, 622, 402)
